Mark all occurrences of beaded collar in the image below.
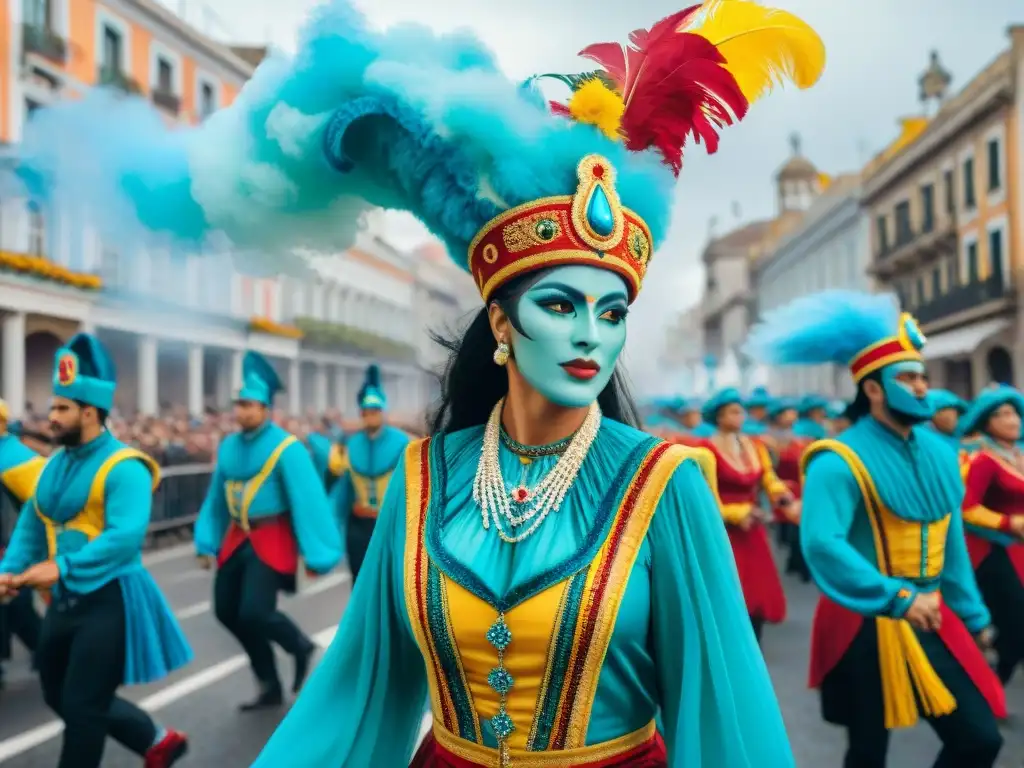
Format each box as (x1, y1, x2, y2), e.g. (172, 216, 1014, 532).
(498, 428, 572, 458)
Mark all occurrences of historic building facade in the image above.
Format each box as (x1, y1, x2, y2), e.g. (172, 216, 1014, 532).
(0, 0, 472, 423)
(864, 38, 1024, 397)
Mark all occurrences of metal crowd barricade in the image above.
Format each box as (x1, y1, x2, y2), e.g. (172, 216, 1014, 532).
(0, 463, 214, 550)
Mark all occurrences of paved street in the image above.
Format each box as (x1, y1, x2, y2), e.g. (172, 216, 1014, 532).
(1, 543, 1023, 767)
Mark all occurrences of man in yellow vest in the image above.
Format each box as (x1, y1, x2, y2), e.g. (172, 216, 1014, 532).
(0, 333, 192, 768)
(0, 398, 46, 690)
(194, 351, 342, 711)
(746, 291, 1005, 767)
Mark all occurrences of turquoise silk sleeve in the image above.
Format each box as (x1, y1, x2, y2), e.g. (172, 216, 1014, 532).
(801, 453, 917, 618)
(277, 441, 342, 574)
(0, 502, 46, 574)
(650, 460, 794, 767)
(56, 459, 153, 592)
(194, 462, 229, 557)
(940, 504, 991, 633)
(251, 454, 428, 767)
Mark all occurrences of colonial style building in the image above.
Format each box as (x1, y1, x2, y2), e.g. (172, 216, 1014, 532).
(863, 36, 1024, 397)
(0, 0, 473, 424)
(699, 138, 823, 389)
(753, 172, 870, 399)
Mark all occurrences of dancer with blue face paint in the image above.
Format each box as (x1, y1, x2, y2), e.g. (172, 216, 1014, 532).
(747, 290, 1006, 768)
(9, 0, 825, 763)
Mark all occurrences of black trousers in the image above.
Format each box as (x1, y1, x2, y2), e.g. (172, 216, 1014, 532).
(347, 516, 377, 583)
(213, 542, 309, 690)
(822, 620, 1002, 768)
(974, 545, 1024, 683)
(36, 580, 157, 768)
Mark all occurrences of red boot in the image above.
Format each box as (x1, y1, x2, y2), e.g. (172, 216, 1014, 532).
(144, 730, 189, 768)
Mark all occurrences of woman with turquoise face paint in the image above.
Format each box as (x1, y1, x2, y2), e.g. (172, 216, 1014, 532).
(9, 0, 825, 763)
(958, 386, 1024, 686)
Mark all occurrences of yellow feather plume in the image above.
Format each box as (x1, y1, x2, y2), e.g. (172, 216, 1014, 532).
(568, 79, 625, 141)
(686, 0, 826, 104)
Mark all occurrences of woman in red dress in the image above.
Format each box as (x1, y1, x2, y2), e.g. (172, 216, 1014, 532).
(700, 388, 795, 641)
(959, 385, 1024, 683)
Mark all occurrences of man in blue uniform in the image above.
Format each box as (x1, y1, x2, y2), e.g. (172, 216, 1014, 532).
(195, 351, 342, 711)
(0, 333, 192, 768)
(747, 291, 1005, 768)
(0, 398, 45, 690)
(330, 364, 409, 582)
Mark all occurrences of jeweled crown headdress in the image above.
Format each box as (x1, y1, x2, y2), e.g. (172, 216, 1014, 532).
(11, 0, 824, 304)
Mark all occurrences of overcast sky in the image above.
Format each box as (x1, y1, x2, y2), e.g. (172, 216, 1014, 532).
(175, 0, 1022, 392)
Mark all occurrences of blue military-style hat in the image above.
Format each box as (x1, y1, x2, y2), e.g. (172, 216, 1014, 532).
(53, 333, 116, 410)
(237, 351, 283, 407)
(701, 387, 743, 424)
(358, 364, 387, 411)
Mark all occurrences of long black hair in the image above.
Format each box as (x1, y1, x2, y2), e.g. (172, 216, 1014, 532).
(428, 269, 641, 434)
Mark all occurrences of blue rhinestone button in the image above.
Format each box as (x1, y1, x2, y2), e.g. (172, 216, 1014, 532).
(488, 667, 514, 695)
(486, 616, 512, 651)
(490, 710, 516, 740)
(585, 185, 614, 236)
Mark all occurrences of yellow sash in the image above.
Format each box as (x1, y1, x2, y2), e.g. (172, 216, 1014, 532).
(224, 435, 298, 532)
(802, 440, 955, 729)
(35, 448, 161, 559)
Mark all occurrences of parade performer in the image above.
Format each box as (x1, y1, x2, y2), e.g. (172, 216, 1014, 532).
(702, 387, 792, 640)
(957, 386, 1024, 684)
(662, 397, 706, 446)
(747, 290, 1006, 768)
(794, 393, 829, 439)
(11, 0, 826, 762)
(331, 364, 409, 582)
(0, 334, 192, 768)
(194, 351, 342, 711)
(928, 389, 968, 453)
(742, 386, 771, 435)
(767, 396, 811, 581)
(0, 398, 45, 690)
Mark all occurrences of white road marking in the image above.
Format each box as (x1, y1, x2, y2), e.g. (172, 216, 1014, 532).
(174, 601, 211, 620)
(0, 627, 341, 762)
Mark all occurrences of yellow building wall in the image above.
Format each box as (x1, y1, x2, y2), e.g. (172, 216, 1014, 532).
(956, 111, 1013, 281)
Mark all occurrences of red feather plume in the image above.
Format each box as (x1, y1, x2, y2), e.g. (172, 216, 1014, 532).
(577, 5, 749, 176)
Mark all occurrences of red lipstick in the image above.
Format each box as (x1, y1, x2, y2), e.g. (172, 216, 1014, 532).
(560, 359, 601, 381)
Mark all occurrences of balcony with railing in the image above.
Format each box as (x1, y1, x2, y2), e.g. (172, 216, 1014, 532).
(871, 216, 956, 279)
(97, 65, 142, 95)
(21, 23, 67, 65)
(913, 274, 1011, 325)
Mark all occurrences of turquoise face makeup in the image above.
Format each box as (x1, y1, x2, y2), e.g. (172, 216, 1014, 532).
(510, 266, 629, 408)
(881, 360, 932, 422)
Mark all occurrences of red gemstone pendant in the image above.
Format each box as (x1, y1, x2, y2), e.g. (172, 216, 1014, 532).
(512, 487, 530, 503)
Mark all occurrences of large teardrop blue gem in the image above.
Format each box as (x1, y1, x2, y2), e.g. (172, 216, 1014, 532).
(585, 185, 615, 237)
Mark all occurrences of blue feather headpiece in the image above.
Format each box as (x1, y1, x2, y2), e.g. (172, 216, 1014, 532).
(358, 364, 386, 411)
(11, 0, 823, 306)
(744, 290, 926, 383)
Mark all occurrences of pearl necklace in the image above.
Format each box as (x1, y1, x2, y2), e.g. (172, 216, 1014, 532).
(473, 399, 601, 543)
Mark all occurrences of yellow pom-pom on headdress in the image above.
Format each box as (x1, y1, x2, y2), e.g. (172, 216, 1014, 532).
(568, 79, 625, 140)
